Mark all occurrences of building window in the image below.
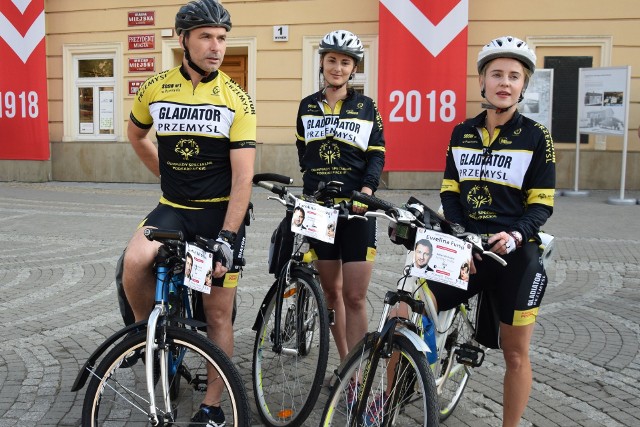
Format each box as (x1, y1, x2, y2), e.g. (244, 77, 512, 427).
(302, 35, 378, 101)
(526, 36, 612, 144)
(63, 44, 123, 142)
(544, 56, 592, 144)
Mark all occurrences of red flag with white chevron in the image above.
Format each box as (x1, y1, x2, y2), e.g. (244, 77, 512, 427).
(0, 0, 49, 160)
(378, 0, 467, 171)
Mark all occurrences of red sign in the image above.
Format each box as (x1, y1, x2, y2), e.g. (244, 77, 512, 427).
(128, 80, 146, 96)
(128, 34, 155, 50)
(378, 0, 468, 171)
(0, 0, 49, 160)
(129, 57, 155, 72)
(128, 11, 155, 27)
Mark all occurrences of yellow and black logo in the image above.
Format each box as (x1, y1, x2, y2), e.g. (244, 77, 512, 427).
(467, 184, 492, 209)
(175, 138, 200, 160)
(319, 141, 340, 165)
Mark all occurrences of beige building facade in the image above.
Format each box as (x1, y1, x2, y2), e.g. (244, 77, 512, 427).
(2, 0, 639, 189)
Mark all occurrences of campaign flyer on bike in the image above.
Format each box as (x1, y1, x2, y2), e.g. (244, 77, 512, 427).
(291, 199, 339, 244)
(406, 228, 473, 290)
(184, 243, 213, 294)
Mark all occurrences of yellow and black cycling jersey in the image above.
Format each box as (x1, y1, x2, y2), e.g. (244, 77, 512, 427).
(131, 65, 256, 207)
(440, 110, 555, 242)
(295, 89, 385, 197)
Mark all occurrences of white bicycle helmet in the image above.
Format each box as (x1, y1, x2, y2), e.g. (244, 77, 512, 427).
(319, 30, 364, 63)
(477, 36, 536, 74)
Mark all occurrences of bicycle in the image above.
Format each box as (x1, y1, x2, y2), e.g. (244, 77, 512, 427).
(250, 172, 336, 427)
(72, 229, 250, 426)
(321, 191, 506, 426)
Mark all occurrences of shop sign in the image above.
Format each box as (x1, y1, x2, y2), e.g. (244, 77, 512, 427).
(128, 80, 145, 96)
(128, 11, 155, 26)
(128, 34, 155, 50)
(129, 57, 155, 72)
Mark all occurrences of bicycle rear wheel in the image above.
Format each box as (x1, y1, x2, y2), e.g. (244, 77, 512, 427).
(252, 271, 329, 426)
(434, 295, 478, 421)
(322, 334, 438, 427)
(82, 326, 249, 426)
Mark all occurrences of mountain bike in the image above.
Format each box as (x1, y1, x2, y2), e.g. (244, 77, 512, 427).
(72, 229, 250, 426)
(321, 192, 506, 426)
(250, 172, 340, 427)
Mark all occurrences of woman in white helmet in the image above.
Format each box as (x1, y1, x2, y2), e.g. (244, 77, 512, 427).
(432, 36, 556, 427)
(294, 30, 386, 373)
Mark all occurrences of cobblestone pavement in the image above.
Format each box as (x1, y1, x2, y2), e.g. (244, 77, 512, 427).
(0, 181, 639, 426)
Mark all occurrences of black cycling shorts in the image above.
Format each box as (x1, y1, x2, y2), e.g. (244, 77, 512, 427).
(140, 203, 246, 288)
(310, 215, 377, 263)
(428, 241, 547, 326)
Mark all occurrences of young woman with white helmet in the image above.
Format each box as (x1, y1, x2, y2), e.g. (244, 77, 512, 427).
(294, 30, 386, 369)
(431, 36, 556, 427)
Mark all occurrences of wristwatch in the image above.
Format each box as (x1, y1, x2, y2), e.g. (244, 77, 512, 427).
(217, 229, 237, 246)
(508, 230, 523, 248)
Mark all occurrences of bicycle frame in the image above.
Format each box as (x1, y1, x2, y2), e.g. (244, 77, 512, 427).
(400, 276, 474, 395)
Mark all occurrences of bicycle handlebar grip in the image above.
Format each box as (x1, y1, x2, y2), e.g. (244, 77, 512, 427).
(252, 173, 293, 185)
(144, 228, 184, 242)
(351, 191, 396, 213)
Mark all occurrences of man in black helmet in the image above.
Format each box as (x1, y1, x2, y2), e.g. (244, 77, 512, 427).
(123, 1, 255, 425)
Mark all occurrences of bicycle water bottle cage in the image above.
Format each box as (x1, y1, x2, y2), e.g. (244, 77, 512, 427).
(456, 342, 485, 368)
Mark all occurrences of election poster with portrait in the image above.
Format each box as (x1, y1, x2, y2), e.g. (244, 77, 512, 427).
(406, 228, 472, 290)
(184, 243, 213, 294)
(291, 199, 339, 244)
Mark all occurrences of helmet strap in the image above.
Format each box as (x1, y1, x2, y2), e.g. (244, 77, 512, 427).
(182, 34, 211, 77)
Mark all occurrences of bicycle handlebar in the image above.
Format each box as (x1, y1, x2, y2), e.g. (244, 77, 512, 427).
(144, 228, 184, 242)
(350, 190, 396, 213)
(351, 191, 507, 267)
(252, 173, 293, 186)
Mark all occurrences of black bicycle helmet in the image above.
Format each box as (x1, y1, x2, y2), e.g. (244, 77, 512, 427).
(318, 30, 364, 63)
(175, 0, 232, 35)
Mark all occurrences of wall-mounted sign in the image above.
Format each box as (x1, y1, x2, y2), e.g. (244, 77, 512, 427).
(378, 0, 468, 171)
(129, 57, 155, 72)
(128, 11, 155, 26)
(0, 0, 49, 160)
(128, 80, 145, 96)
(273, 25, 289, 42)
(128, 34, 155, 50)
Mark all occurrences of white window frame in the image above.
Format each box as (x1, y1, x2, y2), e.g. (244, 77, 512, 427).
(62, 43, 124, 142)
(302, 35, 378, 101)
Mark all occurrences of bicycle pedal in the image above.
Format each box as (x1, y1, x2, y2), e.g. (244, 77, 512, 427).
(455, 343, 485, 367)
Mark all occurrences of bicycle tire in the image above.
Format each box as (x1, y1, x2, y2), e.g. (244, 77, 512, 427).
(434, 295, 478, 421)
(322, 334, 438, 427)
(82, 326, 249, 426)
(252, 270, 330, 426)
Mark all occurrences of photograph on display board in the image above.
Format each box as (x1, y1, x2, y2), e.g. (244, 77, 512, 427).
(578, 67, 628, 136)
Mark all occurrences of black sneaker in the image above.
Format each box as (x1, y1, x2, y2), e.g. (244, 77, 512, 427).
(190, 404, 226, 427)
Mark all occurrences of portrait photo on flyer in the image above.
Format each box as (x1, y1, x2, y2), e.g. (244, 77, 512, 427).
(291, 199, 339, 244)
(406, 228, 473, 290)
(183, 242, 213, 294)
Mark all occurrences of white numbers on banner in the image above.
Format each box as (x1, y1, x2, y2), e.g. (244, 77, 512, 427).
(0, 91, 39, 119)
(389, 89, 456, 123)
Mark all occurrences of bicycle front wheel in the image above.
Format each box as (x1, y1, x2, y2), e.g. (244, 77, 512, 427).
(82, 326, 249, 426)
(322, 334, 438, 427)
(252, 271, 329, 426)
(435, 295, 478, 421)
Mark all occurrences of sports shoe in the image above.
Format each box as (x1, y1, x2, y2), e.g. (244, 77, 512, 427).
(190, 404, 226, 427)
(363, 392, 387, 427)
